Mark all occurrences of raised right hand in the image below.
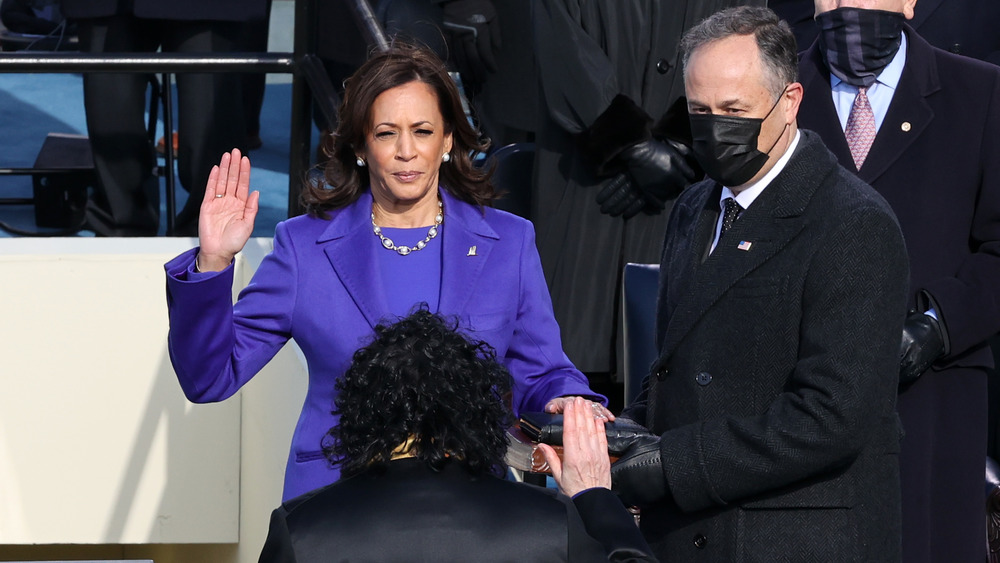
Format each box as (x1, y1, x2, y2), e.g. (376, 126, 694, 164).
(197, 149, 260, 272)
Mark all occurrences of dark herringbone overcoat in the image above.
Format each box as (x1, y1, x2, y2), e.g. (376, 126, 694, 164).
(623, 130, 908, 562)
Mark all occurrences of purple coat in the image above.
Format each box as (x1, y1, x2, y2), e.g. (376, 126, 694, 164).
(165, 190, 601, 501)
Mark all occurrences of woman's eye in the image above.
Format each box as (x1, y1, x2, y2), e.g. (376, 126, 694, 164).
(375, 131, 395, 139)
(415, 129, 433, 136)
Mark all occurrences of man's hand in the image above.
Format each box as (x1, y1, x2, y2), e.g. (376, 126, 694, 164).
(538, 397, 611, 497)
(899, 311, 945, 385)
(595, 138, 699, 218)
(442, 0, 500, 88)
(610, 434, 667, 506)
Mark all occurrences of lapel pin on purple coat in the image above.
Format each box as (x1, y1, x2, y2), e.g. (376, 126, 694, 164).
(468, 246, 477, 256)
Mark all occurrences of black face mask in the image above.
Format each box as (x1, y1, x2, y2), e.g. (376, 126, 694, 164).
(816, 7, 905, 88)
(688, 92, 786, 187)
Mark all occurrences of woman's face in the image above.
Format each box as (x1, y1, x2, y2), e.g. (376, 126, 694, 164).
(360, 80, 453, 214)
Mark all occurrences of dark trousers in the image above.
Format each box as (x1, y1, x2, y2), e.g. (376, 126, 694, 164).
(75, 15, 247, 236)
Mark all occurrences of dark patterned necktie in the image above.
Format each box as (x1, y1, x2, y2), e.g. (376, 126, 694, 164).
(720, 197, 743, 239)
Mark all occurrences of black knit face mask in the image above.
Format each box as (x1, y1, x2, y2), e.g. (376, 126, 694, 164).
(688, 91, 786, 187)
(816, 7, 906, 88)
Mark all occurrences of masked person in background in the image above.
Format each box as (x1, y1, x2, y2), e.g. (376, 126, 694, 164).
(609, 7, 909, 560)
(530, 0, 764, 403)
(795, 1, 1000, 560)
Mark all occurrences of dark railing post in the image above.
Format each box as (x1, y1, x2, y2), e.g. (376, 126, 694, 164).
(161, 72, 176, 235)
(287, 0, 316, 218)
(0, 0, 387, 228)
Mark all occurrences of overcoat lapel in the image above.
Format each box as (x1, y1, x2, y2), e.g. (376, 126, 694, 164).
(858, 27, 938, 185)
(658, 133, 831, 361)
(658, 184, 719, 341)
(319, 192, 391, 329)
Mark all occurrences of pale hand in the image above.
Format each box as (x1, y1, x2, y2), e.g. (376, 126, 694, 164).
(538, 397, 612, 497)
(197, 148, 260, 272)
(545, 396, 615, 422)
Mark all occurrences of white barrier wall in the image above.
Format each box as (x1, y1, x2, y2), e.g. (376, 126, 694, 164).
(0, 238, 306, 563)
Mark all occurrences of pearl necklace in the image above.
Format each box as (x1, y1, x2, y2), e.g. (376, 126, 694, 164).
(371, 199, 443, 256)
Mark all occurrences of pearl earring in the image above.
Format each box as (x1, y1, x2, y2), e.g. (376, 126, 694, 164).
(442, 153, 451, 163)
(356, 157, 365, 167)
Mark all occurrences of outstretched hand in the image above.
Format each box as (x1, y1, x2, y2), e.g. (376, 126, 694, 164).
(545, 396, 615, 422)
(197, 149, 260, 272)
(538, 397, 612, 497)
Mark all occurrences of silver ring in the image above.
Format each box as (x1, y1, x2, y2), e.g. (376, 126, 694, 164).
(215, 194, 224, 198)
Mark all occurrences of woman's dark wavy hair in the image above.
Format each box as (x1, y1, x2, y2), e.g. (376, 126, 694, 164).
(302, 42, 496, 216)
(322, 307, 513, 478)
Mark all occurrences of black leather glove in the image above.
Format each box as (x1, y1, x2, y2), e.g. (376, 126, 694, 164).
(595, 138, 699, 218)
(596, 173, 647, 219)
(899, 311, 945, 385)
(518, 413, 654, 456)
(605, 419, 656, 456)
(610, 434, 668, 506)
(441, 0, 500, 88)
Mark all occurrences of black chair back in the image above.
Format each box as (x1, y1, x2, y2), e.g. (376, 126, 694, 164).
(486, 142, 534, 219)
(622, 263, 659, 407)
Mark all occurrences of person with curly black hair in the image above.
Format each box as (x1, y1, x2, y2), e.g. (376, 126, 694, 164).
(324, 308, 512, 479)
(258, 309, 655, 562)
(165, 42, 610, 503)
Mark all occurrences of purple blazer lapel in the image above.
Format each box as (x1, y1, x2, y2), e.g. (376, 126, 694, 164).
(437, 190, 499, 315)
(318, 192, 390, 329)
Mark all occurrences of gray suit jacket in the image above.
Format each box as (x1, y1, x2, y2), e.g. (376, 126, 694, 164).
(622, 130, 908, 561)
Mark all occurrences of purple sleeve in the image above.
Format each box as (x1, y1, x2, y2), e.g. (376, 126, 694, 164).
(505, 222, 607, 414)
(164, 224, 297, 403)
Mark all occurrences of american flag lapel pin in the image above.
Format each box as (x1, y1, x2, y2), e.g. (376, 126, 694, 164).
(467, 245, 477, 256)
(737, 240, 752, 251)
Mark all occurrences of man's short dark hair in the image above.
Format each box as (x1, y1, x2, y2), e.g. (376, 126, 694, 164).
(323, 307, 513, 478)
(680, 6, 799, 97)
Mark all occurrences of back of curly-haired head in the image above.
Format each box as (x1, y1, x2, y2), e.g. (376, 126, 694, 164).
(323, 307, 513, 478)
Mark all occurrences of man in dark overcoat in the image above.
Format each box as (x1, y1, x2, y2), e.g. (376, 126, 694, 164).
(59, 0, 266, 236)
(795, 1, 1000, 560)
(530, 0, 764, 384)
(610, 7, 908, 561)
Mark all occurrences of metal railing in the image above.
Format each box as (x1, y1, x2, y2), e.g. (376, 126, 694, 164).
(0, 0, 388, 234)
